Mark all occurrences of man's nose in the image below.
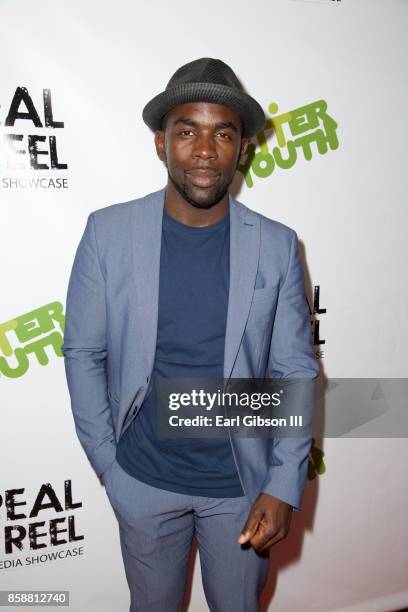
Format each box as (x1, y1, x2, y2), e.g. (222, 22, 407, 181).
(193, 133, 218, 159)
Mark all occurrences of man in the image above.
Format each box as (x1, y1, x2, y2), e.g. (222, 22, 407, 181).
(61, 58, 319, 612)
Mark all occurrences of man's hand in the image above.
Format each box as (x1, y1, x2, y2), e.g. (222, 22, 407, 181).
(237, 493, 293, 553)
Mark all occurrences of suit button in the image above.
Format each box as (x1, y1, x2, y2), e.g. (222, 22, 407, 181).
(146, 376, 150, 383)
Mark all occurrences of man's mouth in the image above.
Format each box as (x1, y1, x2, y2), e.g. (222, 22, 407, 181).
(186, 168, 220, 188)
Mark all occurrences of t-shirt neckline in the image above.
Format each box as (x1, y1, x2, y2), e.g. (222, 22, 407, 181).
(162, 208, 229, 234)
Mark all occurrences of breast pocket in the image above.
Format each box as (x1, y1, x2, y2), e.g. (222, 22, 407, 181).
(246, 286, 279, 336)
(251, 283, 279, 305)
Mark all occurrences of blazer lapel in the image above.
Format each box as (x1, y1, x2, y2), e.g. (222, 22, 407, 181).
(130, 187, 166, 378)
(224, 193, 260, 379)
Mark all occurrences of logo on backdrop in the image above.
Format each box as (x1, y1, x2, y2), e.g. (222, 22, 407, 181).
(0, 87, 68, 189)
(0, 479, 84, 570)
(0, 301, 64, 378)
(238, 99, 339, 187)
(310, 285, 326, 360)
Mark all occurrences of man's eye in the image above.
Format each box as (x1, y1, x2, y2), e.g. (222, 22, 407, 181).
(217, 132, 231, 139)
(179, 130, 194, 136)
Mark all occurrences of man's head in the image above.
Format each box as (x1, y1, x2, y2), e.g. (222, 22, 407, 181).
(154, 101, 249, 209)
(142, 58, 265, 209)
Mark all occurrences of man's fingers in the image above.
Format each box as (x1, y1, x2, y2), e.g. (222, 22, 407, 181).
(248, 517, 279, 550)
(238, 494, 293, 551)
(251, 515, 291, 552)
(237, 509, 262, 544)
(255, 529, 286, 553)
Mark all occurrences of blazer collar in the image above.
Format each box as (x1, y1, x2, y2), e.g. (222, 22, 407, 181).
(130, 186, 260, 381)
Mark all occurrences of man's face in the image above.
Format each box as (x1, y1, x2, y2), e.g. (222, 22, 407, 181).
(154, 102, 249, 209)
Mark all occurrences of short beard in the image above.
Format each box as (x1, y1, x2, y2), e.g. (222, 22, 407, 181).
(167, 169, 231, 210)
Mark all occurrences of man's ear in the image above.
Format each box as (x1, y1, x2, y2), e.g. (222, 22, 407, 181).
(154, 130, 166, 162)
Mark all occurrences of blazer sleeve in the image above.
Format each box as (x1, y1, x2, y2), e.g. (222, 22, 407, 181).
(61, 212, 116, 478)
(260, 229, 319, 511)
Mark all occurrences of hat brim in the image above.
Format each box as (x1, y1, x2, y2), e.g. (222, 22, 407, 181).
(142, 82, 265, 138)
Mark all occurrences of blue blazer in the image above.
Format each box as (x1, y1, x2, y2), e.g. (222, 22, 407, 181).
(61, 187, 319, 510)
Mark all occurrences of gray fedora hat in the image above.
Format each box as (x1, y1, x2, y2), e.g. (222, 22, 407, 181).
(142, 57, 265, 138)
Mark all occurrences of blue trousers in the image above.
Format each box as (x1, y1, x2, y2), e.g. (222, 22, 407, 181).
(103, 458, 270, 612)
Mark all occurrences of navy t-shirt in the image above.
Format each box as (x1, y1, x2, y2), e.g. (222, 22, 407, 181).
(116, 207, 244, 497)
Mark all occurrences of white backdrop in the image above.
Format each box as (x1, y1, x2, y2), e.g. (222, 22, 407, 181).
(1, 1, 407, 610)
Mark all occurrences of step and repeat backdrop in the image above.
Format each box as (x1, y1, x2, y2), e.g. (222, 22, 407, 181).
(1, 1, 407, 610)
